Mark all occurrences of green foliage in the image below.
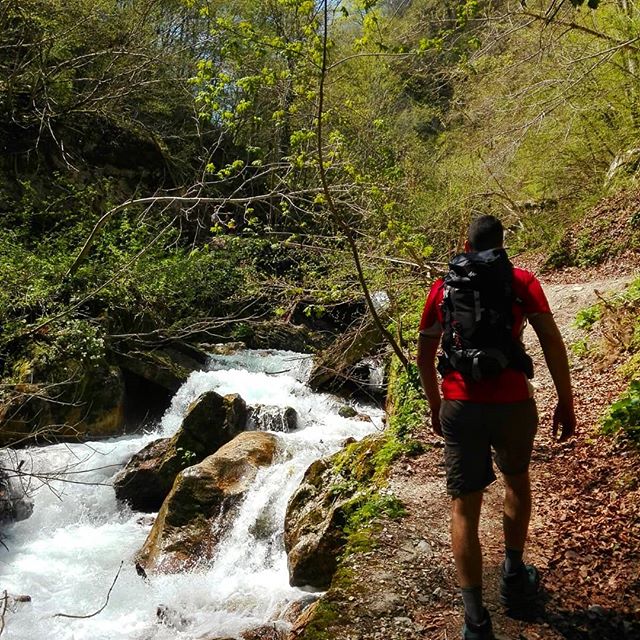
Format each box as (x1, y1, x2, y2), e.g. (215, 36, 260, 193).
(570, 338, 590, 358)
(602, 379, 640, 446)
(176, 447, 198, 466)
(3, 0, 640, 434)
(575, 305, 601, 331)
(573, 277, 640, 445)
(344, 491, 406, 536)
(386, 359, 429, 441)
(297, 568, 351, 640)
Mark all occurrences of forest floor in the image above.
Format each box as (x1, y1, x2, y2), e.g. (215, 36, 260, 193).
(301, 260, 640, 640)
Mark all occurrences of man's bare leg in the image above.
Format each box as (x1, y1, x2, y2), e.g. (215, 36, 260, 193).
(502, 471, 531, 575)
(503, 471, 531, 574)
(452, 490, 485, 625)
(452, 490, 484, 585)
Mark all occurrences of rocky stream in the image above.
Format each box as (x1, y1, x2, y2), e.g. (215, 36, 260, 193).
(0, 349, 384, 640)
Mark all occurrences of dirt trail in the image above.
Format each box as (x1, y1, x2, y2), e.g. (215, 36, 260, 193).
(303, 272, 640, 640)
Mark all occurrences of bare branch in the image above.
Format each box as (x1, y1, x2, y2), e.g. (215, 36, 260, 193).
(316, 1, 409, 371)
(54, 562, 123, 619)
(521, 10, 640, 52)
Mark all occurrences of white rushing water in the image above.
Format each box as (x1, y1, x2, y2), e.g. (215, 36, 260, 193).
(1, 350, 384, 640)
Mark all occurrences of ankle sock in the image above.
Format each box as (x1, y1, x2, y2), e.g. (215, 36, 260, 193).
(504, 547, 524, 576)
(461, 586, 485, 625)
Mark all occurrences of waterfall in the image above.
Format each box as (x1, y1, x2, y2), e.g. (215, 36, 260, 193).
(1, 350, 383, 640)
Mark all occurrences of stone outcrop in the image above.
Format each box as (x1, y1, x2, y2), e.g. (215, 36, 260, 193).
(113, 438, 173, 512)
(0, 463, 34, 524)
(136, 431, 279, 573)
(284, 436, 380, 590)
(308, 315, 387, 396)
(247, 405, 297, 432)
(284, 456, 349, 589)
(240, 626, 288, 640)
(0, 363, 125, 447)
(113, 391, 247, 512)
(113, 341, 210, 394)
(0, 339, 212, 447)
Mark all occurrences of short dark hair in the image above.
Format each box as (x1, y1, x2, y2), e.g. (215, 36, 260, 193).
(467, 215, 504, 251)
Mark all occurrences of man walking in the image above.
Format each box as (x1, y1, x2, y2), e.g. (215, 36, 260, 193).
(416, 215, 576, 640)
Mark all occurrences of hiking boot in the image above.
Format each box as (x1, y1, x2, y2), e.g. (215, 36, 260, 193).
(499, 563, 541, 615)
(462, 608, 495, 640)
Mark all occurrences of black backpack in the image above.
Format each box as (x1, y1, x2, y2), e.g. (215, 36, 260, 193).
(437, 248, 534, 381)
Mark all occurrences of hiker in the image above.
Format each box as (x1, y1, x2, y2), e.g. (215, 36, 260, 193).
(416, 215, 576, 640)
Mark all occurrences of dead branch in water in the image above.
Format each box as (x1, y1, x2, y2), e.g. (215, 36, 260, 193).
(54, 561, 123, 619)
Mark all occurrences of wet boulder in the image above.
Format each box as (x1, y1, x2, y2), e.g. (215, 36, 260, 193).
(247, 405, 297, 432)
(136, 431, 280, 573)
(0, 363, 125, 447)
(156, 604, 192, 631)
(180, 391, 247, 450)
(240, 625, 288, 640)
(113, 391, 247, 512)
(0, 463, 34, 524)
(113, 341, 210, 395)
(113, 438, 173, 511)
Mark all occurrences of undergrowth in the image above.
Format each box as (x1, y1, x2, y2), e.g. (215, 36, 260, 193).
(573, 277, 640, 446)
(602, 380, 640, 447)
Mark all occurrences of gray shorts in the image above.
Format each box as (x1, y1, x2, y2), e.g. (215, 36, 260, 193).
(440, 399, 538, 498)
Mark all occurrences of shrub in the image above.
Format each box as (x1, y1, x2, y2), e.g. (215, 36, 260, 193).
(602, 380, 640, 447)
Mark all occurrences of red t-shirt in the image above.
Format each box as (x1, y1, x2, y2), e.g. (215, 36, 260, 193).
(418, 267, 551, 403)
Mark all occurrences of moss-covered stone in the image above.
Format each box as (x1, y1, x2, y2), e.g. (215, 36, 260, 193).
(288, 356, 426, 638)
(284, 434, 395, 589)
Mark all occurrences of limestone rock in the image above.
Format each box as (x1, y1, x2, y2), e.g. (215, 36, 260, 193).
(136, 431, 279, 573)
(240, 625, 287, 640)
(114, 391, 247, 512)
(113, 438, 173, 512)
(284, 436, 383, 590)
(308, 315, 386, 396)
(247, 405, 297, 432)
(284, 458, 349, 589)
(0, 464, 34, 524)
(286, 599, 320, 638)
(280, 594, 319, 625)
(113, 341, 209, 394)
(0, 363, 125, 447)
(203, 341, 246, 355)
(179, 391, 247, 454)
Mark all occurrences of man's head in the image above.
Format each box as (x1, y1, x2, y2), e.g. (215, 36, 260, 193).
(465, 215, 504, 252)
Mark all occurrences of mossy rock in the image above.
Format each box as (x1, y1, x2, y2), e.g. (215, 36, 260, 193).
(284, 435, 384, 589)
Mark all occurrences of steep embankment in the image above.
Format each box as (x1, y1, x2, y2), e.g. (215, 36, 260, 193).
(294, 269, 640, 640)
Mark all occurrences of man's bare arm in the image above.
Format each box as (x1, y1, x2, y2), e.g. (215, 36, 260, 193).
(529, 313, 577, 441)
(417, 333, 443, 436)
